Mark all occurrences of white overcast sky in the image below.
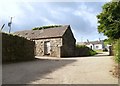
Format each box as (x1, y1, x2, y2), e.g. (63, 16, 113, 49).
(0, 0, 111, 42)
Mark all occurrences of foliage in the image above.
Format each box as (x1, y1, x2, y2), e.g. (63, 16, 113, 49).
(97, 1, 120, 39)
(114, 39, 120, 63)
(76, 45, 88, 48)
(89, 49, 97, 56)
(76, 45, 96, 56)
(32, 25, 62, 30)
(104, 38, 113, 45)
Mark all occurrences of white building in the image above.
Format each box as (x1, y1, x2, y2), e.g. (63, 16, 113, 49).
(77, 40, 105, 50)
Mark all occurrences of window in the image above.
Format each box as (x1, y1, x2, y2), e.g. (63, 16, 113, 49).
(96, 46, 99, 48)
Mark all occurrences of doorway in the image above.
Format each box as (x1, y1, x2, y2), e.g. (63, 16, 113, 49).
(44, 41, 51, 55)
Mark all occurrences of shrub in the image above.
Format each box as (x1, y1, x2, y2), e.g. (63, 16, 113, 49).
(89, 49, 97, 56)
(114, 39, 120, 63)
(76, 45, 87, 48)
(32, 25, 62, 30)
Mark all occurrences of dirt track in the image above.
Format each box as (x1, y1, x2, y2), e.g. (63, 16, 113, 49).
(2, 52, 118, 84)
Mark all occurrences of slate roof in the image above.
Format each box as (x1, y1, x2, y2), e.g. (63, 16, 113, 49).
(14, 25, 70, 40)
(84, 40, 103, 45)
(77, 40, 103, 45)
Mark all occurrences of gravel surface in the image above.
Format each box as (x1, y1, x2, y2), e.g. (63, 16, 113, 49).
(2, 52, 118, 84)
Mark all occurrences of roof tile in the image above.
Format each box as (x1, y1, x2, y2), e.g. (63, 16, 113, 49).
(14, 25, 69, 39)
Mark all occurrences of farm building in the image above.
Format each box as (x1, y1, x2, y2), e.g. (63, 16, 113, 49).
(14, 25, 76, 57)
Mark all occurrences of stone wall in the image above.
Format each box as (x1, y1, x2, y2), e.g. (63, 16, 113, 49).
(109, 46, 114, 56)
(61, 27, 76, 57)
(34, 38, 62, 57)
(75, 47, 90, 56)
(75, 45, 97, 56)
(2, 33, 35, 63)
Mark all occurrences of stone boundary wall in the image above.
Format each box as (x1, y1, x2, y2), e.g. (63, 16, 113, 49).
(109, 46, 114, 56)
(2, 32, 35, 63)
(75, 47, 96, 57)
(75, 47, 89, 56)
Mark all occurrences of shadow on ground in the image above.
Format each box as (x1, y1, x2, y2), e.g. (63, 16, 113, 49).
(2, 58, 76, 84)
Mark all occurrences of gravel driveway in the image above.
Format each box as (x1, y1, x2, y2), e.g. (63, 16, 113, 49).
(2, 52, 118, 84)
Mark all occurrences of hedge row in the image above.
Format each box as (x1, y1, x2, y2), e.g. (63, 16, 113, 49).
(2, 32, 35, 63)
(114, 39, 120, 63)
(75, 45, 96, 56)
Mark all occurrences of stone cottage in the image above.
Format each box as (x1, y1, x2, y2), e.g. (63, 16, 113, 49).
(14, 25, 76, 57)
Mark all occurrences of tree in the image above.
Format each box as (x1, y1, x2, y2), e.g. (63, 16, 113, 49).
(97, 1, 120, 39)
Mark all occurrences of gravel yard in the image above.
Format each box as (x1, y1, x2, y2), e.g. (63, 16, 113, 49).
(2, 52, 118, 84)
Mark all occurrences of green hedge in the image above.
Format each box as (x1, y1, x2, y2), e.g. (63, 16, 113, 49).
(114, 39, 120, 63)
(32, 25, 62, 30)
(2, 32, 35, 63)
(75, 45, 96, 56)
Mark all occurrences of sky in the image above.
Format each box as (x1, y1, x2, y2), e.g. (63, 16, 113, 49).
(0, 0, 111, 42)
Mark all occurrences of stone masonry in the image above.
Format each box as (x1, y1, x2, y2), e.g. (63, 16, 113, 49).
(34, 38, 62, 57)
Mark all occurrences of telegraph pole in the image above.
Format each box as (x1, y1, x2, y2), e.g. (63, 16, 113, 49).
(8, 17, 13, 33)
